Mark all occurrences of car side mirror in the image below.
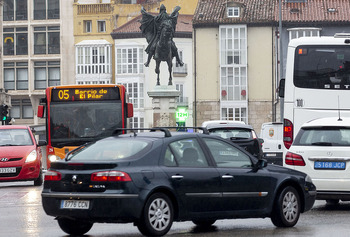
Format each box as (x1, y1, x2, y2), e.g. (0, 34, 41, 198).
(38, 140, 47, 146)
(253, 159, 267, 172)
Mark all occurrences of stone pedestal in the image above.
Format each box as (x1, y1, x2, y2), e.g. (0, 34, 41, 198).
(147, 85, 180, 127)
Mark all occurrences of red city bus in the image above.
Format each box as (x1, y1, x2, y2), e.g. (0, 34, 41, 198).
(37, 84, 133, 168)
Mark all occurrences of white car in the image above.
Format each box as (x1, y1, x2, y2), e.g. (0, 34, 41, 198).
(285, 117, 350, 204)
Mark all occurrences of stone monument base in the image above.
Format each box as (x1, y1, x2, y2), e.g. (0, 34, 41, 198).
(147, 85, 180, 127)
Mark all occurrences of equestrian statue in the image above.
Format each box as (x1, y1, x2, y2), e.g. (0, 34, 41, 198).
(140, 4, 184, 86)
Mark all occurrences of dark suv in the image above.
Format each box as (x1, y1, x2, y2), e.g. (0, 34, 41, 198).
(202, 120, 264, 159)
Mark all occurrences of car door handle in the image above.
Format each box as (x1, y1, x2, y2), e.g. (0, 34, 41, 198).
(222, 175, 234, 179)
(171, 175, 184, 179)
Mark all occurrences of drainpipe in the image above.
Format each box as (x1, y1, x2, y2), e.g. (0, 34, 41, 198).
(194, 27, 197, 127)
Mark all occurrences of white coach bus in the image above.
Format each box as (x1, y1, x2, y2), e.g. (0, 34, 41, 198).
(279, 34, 350, 150)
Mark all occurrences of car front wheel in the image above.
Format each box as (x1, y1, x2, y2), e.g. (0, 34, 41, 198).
(271, 186, 300, 227)
(137, 193, 174, 236)
(57, 218, 93, 235)
(33, 169, 43, 186)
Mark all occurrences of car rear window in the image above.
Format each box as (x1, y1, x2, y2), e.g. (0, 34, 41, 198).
(0, 129, 33, 146)
(69, 139, 150, 161)
(294, 127, 350, 146)
(209, 128, 252, 139)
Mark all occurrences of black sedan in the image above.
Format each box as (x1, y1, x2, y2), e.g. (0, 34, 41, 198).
(42, 128, 316, 236)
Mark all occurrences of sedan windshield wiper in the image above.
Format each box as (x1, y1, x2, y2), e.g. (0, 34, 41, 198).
(311, 142, 333, 146)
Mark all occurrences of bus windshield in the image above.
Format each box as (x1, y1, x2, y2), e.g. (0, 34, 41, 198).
(294, 45, 350, 89)
(50, 101, 122, 147)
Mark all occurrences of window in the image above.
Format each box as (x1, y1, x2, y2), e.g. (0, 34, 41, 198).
(116, 47, 144, 74)
(167, 139, 209, 167)
(288, 28, 321, 41)
(175, 83, 185, 104)
(34, 26, 60, 54)
(294, 45, 350, 90)
(34, 0, 60, 20)
(10, 99, 33, 119)
(221, 67, 247, 101)
(4, 62, 28, 90)
(76, 45, 111, 76)
(121, 0, 137, 3)
(173, 50, 187, 74)
(203, 138, 251, 168)
(97, 21, 106, 32)
(227, 7, 239, 18)
(3, 0, 27, 21)
(34, 61, 60, 89)
(3, 27, 28, 55)
(84, 20, 92, 33)
(221, 107, 247, 124)
(123, 82, 144, 110)
(220, 25, 248, 123)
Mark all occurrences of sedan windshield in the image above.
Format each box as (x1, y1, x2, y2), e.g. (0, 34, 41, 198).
(294, 127, 350, 146)
(0, 129, 33, 146)
(209, 128, 252, 139)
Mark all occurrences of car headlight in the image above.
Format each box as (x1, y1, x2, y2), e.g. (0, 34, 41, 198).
(48, 154, 60, 162)
(305, 174, 313, 183)
(25, 150, 37, 163)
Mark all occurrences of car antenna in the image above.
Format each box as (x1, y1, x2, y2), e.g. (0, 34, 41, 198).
(338, 96, 342, 121)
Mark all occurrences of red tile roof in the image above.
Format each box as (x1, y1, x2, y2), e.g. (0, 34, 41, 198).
(193, 0, 350, 26)
(112, 13, 193, 34)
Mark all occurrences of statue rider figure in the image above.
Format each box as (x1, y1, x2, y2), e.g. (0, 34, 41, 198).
(140, 4, 184, 67)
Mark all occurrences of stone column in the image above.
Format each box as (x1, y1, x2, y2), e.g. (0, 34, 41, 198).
(147, 85, 180, 127)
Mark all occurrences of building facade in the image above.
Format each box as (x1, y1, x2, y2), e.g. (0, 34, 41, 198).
(193, 0, 350, 132)
(1, 0, 75, 125)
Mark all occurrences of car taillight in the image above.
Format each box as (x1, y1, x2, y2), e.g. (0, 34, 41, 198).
(44, 171, 62, 181)
(283, 119, 293, 149)
(91, 171, 132, 182)
(285, 152, 305, 166)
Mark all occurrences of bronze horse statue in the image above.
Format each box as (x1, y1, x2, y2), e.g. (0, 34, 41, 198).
(140, 5, 183, 86)
(154, 20, 174, 86)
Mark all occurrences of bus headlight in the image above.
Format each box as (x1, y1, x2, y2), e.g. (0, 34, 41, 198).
(25, 150, 37, 163)
(48, 155, 60, 162)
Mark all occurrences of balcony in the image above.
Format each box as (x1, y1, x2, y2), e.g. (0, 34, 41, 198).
(176, 96, 189, 107)
(173, 63, 188, 76)
(77, 4, 113, 15)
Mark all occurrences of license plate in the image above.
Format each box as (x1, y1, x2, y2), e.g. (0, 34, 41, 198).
(61, 200, 90, 210)
(0, 167, 16, 173)
(314, 161, 346, 170)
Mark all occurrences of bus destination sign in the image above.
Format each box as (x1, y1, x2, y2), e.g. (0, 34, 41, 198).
(51, 87, 120, 102)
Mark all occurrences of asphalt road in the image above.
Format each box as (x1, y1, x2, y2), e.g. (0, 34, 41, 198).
(0, 181, 349, 237)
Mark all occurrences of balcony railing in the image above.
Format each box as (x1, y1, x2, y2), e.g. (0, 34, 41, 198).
(176, 96, 189, 107)
(173, 63, 188, 75)
(77, 4, 113, 15)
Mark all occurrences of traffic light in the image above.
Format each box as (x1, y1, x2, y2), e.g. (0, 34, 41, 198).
(0, 105, 11, 125)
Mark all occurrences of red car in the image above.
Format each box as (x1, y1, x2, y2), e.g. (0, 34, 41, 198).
(0, 125, 43, 186)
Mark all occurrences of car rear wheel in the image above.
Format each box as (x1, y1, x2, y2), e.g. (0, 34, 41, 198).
(271, 186, 300, 227)
(192, 219, 216, 226)
(137, 193, 174, 236)
(57, 218, 93, 235)
(33, 169, 43, 186)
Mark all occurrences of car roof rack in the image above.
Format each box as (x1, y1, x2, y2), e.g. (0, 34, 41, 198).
(113, 128, 172, 137)
(113, 127, 210, 137)
(153, 126, 210, 135)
